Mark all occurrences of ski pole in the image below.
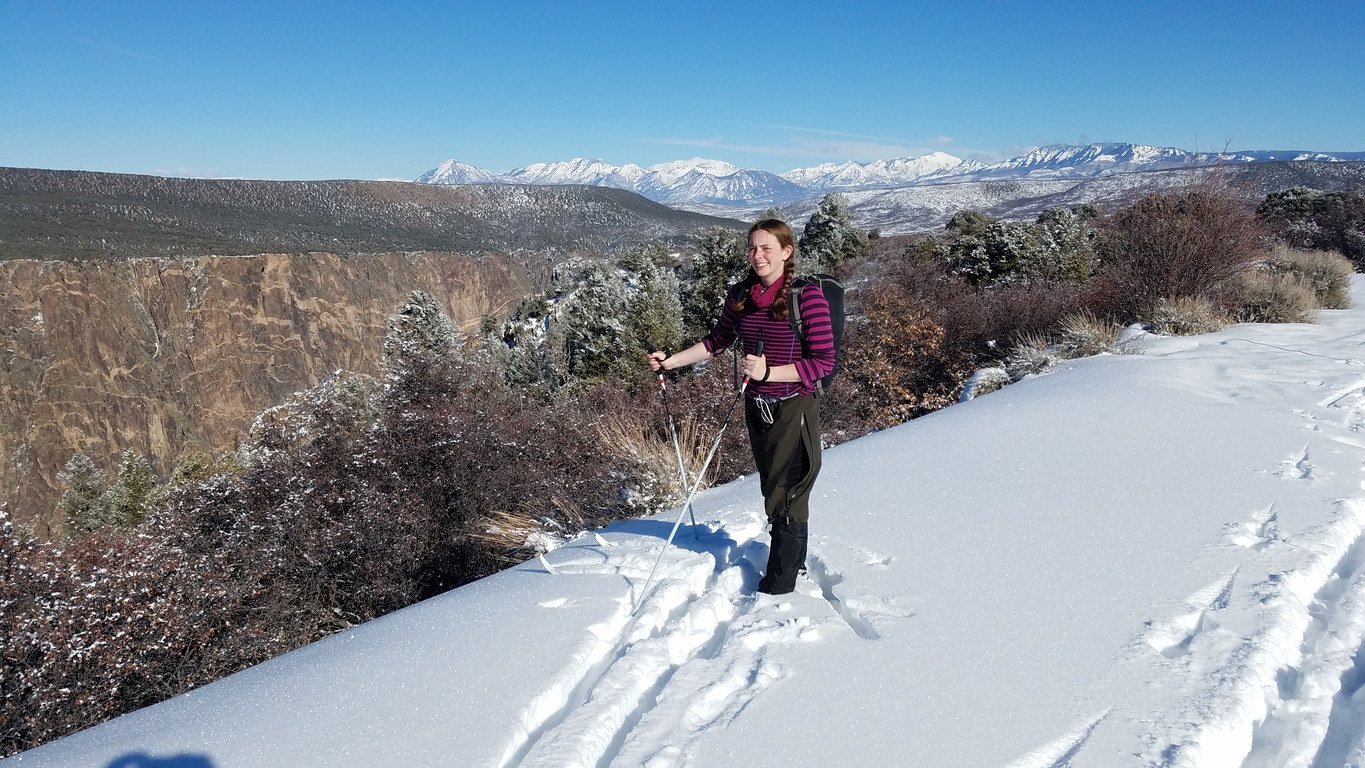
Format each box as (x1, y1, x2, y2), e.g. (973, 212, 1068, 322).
(657, 368, 698, 537)
(632, 342, 763, 615)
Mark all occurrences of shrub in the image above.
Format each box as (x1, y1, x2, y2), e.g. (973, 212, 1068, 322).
(1233, 269, 1318, 324)
(1145, 295, 1228, 336)
(1057, 310, 1122, 358)
(1004, 332, 1061, 379)
(959, 367, 1012, 400)
(1266, 246, 1354, 309)
(1259, 188, 1365, 268)
(1099, 186, 1264, 315)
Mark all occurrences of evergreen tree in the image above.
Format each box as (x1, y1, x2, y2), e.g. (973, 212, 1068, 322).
(799, 192, 869, 273)
(946, 209, 995, 237)
(1038, 206, 1099, 282)
(560, 244, 685, 383)
(102, 450, 157, 528)
(624, 245, 683, 364)
(681, 227, 747, 338)
(57, 453, 112, 534)
(382, 290, 465, 406)
(560, 262, 631, 380)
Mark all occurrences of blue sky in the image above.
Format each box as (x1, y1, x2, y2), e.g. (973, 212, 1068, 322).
(2, 0, 1361, 181)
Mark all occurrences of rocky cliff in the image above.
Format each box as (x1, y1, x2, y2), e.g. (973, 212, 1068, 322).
(1, 251, 533, 535)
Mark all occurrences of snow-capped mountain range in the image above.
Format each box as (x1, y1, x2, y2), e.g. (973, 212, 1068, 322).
(416, 143, 1365, 209)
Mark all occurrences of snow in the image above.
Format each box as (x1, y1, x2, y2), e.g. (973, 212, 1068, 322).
(10, 279, 1365, 768)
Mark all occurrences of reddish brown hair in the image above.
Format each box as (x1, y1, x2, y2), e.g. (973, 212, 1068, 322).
(731, 219, 798, 318)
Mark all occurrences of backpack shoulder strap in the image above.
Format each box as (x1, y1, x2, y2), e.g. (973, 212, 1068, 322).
(787, 275, 817, 341)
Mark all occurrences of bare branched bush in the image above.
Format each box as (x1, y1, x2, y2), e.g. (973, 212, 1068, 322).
(1266, 246, 1354, 310)
(1099, 185, 1264, 316)
(1233, 269, 1319, 324)
(1146, 295, 1229, 336)
(841, 278, 969, 429)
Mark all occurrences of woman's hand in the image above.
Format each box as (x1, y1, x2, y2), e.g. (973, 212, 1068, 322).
(648, 350, 668, 372)
(743, 354, 769, 382)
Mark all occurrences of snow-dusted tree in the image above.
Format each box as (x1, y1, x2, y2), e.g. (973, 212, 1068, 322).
(798, 192, 869, 274)
(560, 262, 631, 380)
(681, 227, 748, 338)
(102, 450, 157, 529)
(382, 290, 466, 407)
(56, 453, 112, 535)
(1038, 206, 1099, 282)
(623, 244, 683, 365)
(946, 209, 994, 237)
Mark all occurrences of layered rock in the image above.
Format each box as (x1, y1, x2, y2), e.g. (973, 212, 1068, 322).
(0, 251, 533, 535)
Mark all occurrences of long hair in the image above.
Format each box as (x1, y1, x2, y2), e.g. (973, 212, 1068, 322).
(731, 219, 797, 319)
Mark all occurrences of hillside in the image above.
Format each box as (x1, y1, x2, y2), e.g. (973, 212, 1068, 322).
(13, 280, 1365, 768)
(0, 167, 744, 261)
(689, 160, 1365, 234)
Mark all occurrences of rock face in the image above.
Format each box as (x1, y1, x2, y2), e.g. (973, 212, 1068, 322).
(0, 251, 533, 535)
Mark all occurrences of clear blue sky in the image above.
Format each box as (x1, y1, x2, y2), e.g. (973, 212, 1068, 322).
(2, 0, 1361, 181)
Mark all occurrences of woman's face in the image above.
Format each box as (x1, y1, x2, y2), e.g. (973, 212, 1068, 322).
(748, 228, 793, 286)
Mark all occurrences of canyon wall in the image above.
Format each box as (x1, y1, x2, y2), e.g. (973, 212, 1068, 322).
(0, 251, 533, 535)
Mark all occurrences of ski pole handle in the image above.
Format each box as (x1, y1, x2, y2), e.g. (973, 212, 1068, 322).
(741, 341, 765, 388)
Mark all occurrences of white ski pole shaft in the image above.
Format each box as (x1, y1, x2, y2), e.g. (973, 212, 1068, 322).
(632, 342, 761, 615)
(658, 371, 699, 538)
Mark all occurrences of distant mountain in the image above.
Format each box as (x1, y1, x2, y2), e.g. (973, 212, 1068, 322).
(781, 152, 983, 190)
(414, 159, 508, 185)
(416, 144, 1365, 211)
(768, 159, 1365, 236)
(953, 144, 1365, 183)
(0, 167, 743, 261)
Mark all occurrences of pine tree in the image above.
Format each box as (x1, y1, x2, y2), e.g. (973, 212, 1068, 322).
(561, 263, 631, 380)
(798, 192, 869, 273)
(102, 450, 157, 528)
(57, 453, 112, 534)
(682, 227, 747, 338)
(625, 247, 683, 364)
(1038, 206, 1099, 282)
(382, 290, 465, 406)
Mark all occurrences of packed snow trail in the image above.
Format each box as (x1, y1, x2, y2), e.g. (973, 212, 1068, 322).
(8, 278, 1365, 768)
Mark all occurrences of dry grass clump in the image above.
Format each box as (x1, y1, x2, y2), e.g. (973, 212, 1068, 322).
(1004, 332, 1061, 379)
(1266, 246, 1354, 310)
(595, 408, 708, 514)
(1057, 310, 1122, 357)
(960, 367, 1012, 400)
(1145, 295, 1228, 336)
(1232, 269, 1319, 325)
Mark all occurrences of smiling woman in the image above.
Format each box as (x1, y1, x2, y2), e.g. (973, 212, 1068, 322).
(649, 218, 836, 595)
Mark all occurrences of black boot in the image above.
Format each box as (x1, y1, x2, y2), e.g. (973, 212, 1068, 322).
(757, 519, 808, 595)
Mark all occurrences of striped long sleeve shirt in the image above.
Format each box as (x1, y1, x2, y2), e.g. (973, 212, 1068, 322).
(701, 280, 836, 399)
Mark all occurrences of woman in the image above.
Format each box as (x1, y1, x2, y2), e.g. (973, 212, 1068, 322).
(648, 219, 835, 595)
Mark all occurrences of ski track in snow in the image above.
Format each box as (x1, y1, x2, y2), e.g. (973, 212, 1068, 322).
(1122, 357, 1365, 768)
(500, 511, 914, 768)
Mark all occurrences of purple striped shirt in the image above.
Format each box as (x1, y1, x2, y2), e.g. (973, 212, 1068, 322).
(701, 280, 836, 398)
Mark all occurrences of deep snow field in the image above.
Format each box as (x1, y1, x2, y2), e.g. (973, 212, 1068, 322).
(8, 278, 1365, 768)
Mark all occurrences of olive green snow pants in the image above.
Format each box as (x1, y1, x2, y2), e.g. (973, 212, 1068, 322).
(745, 393, 822, 524)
